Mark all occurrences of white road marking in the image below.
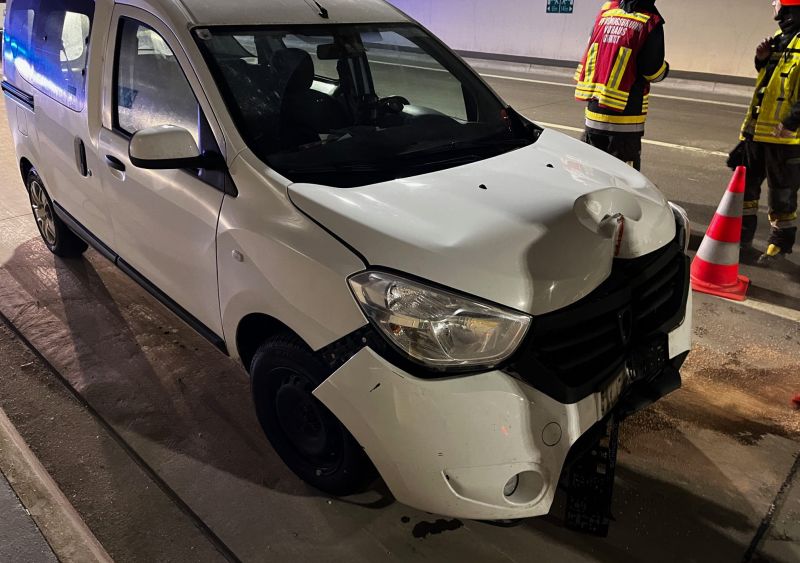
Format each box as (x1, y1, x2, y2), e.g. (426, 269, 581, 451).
(479, 72, 750, 109)
(536, 121, 729, 157)
(370, 60, 750, 108)
(728, 297, 800, 324)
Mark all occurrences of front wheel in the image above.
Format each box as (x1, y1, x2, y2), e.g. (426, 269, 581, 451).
(250, 334, 376, 496)
(26, 170, 87, 258)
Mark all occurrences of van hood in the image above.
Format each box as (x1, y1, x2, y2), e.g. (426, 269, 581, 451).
(288, 129, 676, 316)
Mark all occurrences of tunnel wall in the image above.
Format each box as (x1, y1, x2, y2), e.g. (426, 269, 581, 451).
(388, 0, 777, 80)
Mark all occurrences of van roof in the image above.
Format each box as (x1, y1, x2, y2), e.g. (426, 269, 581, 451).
(166, 0, 411, 26)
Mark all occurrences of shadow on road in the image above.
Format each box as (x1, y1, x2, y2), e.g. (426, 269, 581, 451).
(2, 238, 391, 500)
(529, 464, 753, 563)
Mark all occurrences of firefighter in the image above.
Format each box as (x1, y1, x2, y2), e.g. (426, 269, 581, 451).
(574, 0, 669, 170)
(741, 0, 800, 266)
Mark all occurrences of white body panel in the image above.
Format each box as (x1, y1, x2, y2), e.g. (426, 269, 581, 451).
(33, 97, 114, 243)
(217, 150, 368, 352)
(99, 127, 226, 333)
(290, 129, 676, 316)
(315, 313, 693, 520)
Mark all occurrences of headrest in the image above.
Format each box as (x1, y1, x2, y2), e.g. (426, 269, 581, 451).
(43, 12, 67, 51)
(271, 48, 314, 95)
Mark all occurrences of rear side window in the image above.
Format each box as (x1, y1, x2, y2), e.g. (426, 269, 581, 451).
(3, 0, 95, 111)
(114, 18, 200, 144)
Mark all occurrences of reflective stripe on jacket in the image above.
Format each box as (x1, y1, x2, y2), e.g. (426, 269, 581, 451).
(741, 32, 800, 145)
(574, 1, 663, 129)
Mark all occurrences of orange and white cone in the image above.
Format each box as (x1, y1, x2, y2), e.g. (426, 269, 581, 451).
(690, 166, 750, 301)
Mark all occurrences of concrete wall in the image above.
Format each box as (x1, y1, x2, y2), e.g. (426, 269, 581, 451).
(388, 0, 778, 79)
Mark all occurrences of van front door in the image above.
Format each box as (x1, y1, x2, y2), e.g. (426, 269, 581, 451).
(98, 8, 226, 341)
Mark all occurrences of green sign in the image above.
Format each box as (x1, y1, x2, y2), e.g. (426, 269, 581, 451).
(547, 0, 574, 13)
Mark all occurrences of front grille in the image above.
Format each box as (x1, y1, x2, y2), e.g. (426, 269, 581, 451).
(505, 240, 689, 402)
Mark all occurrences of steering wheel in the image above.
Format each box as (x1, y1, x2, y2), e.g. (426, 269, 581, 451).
(377, 95, 410, 114)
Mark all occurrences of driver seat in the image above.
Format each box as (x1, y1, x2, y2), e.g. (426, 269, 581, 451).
(271, 48, 349, 149)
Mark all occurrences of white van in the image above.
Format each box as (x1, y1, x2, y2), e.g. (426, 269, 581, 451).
(2, 0, 691, 526)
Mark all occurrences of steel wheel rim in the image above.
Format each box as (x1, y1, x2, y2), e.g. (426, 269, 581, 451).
(271, 366, 344, 473)
(30, 180, 56, 246)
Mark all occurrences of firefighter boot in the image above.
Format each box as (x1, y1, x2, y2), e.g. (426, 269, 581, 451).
(757, 226, 796, 266)
(757, 244, 787, 266)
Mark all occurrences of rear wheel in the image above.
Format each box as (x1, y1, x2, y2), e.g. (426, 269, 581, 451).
(250, 334, 376, 495)
(26, 170, 87, 258)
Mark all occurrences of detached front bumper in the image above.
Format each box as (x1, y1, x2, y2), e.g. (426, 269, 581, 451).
(313, 292, 692, 520)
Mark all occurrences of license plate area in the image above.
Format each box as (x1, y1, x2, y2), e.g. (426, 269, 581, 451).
(598, 370, 627, 418)
(598, 337, 669, 417)
(627, 336, 669, 383)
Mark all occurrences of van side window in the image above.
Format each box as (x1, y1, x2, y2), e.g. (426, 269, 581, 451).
(4, 2, 36, 85)
(114, 18, 200, 144)
(4, 0, 95, 111)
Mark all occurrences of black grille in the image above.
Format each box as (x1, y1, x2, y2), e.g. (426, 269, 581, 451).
(505, 241, 689, 403)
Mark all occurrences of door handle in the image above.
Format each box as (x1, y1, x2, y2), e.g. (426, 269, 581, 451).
(74, 138, 89, 176)
(105, 155, 126, 173)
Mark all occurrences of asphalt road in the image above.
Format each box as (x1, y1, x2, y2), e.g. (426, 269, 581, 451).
(0, 471, 56, 563)
(0, 72, 798, 563)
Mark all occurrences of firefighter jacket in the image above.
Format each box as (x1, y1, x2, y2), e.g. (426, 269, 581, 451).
(574, 1, 667, 134)
(741, 31, 800, 145)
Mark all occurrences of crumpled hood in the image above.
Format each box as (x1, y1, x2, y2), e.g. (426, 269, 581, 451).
(289, 129, 676, 315)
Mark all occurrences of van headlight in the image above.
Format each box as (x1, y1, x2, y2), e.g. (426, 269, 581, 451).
(349, 271, 531, 370)
(669, 202, 691, 253)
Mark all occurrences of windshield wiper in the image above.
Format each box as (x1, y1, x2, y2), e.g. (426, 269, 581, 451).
(282, 163, 384, 175)
(278, 138, 532, 186)
(398, 137, 532, 159)
(283, 151, 491, 177)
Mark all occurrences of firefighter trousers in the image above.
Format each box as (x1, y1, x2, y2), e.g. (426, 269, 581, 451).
(742, 140, 800, 253)
(582, 130, 643, 171)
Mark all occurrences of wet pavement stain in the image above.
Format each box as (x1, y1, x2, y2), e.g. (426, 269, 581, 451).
(411, 518, 464, 539)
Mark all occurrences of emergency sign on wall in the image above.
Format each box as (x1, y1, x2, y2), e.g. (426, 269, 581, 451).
(547, 0, 574, 13)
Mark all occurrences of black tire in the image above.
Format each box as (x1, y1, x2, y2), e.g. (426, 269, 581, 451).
(26, 170, 88, 258)
(250, 334, 376, 496)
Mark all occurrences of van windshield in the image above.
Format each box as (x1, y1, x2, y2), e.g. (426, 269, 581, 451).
(195, 24, 539, 188)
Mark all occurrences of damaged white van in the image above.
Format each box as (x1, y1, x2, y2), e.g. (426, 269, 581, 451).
(3, 0, 691, 528)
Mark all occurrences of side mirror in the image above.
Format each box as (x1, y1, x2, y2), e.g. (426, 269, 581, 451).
(129, 125, 223, 170)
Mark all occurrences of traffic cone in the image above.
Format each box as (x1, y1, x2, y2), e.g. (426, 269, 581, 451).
(690, 166, 750, 301)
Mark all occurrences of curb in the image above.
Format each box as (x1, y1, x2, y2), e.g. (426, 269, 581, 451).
(0, 407, 113, 563)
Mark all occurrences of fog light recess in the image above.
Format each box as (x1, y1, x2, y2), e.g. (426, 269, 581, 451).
(502, 471, 546, 505)
(503, 475, 519, 497)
